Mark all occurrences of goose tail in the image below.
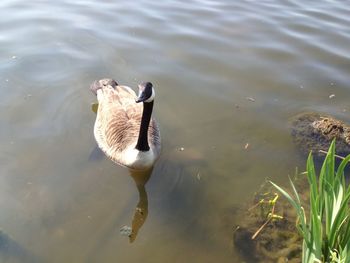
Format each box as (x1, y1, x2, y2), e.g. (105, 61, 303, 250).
(90, 79, 118, 95)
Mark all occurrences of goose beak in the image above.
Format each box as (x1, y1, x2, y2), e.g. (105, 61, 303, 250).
(135, 84, 146, 103)
(135, 94, 146, 103)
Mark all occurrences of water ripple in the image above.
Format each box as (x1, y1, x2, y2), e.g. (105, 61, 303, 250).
(1, 0, 350, 262)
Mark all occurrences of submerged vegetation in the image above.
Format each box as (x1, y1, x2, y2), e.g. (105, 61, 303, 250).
(233, 177, 305, 262)
(271, 140, 350, 263)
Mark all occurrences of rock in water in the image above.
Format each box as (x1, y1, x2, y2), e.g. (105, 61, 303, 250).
(290, 112, 350, 157)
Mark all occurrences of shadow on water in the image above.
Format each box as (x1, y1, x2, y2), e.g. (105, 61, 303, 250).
(0, 230, 42, 263)
(88, 146, 105, 162)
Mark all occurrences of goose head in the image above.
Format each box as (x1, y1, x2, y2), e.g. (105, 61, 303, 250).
(135, 82, 155, 103)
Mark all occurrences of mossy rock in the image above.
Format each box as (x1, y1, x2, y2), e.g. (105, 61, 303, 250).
(290, 112, 350, 158)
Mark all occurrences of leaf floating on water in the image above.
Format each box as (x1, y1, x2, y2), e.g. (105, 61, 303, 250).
(91, 102, 98, 114)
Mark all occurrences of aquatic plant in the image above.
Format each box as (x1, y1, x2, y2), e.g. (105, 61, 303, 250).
(250, 193, 284, 240)
(271, 140, 350, 263)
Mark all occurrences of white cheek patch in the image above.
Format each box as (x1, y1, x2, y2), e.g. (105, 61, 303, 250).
(145, 88, 155, 102)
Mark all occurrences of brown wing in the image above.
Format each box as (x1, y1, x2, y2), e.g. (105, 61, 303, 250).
(94, 85, 142, 159)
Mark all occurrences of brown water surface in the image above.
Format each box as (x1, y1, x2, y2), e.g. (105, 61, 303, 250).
(1, 0, 350, 262)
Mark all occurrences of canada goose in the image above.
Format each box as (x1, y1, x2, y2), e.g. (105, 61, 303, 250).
(90, 79, 161, 170)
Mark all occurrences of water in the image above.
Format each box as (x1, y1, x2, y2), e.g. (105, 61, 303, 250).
(1, 0, 350, 262)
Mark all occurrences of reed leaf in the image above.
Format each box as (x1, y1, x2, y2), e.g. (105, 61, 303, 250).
(271, 139, 350, 262)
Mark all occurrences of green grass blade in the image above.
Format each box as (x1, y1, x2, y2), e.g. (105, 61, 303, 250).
(336, 154, 350, 194)
(307, 153, 318, 206)
(331, 185, 344, 226)
(329, 191, 350, 247)
(342, 218, 350, 246)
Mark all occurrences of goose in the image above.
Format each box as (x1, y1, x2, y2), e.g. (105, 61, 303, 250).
(90, 79, 161, 170)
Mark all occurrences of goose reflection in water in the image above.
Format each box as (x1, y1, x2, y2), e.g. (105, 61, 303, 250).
(127, 168, 152, 243)
(88, 146, 153, 243)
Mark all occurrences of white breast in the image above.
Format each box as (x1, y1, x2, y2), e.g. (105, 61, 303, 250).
(121, 146, 157, 170)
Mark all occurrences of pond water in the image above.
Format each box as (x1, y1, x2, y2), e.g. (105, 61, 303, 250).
(1, 0, 350, 262)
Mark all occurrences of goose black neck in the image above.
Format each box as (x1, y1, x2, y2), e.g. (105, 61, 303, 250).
(135, 101, 153, 152)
